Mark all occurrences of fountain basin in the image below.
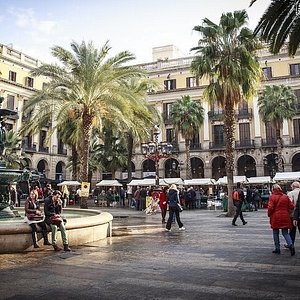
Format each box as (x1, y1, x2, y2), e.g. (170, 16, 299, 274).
(0, 208, 113, 253)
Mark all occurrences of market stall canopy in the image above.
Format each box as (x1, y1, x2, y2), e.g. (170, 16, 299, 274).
(216, 176, 247, 185)
(273, 172, 300, 181)
(184, 178, 216, 186)
(57, 180, 81, 186)
(247, 176, 274, 184)
(127, 178, 166, 186)
(96, 179, 122, 187)
(163, 178, 184, 185)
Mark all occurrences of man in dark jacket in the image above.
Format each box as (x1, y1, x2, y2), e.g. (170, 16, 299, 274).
(44, 191, 71, 251)
(232, 182, 247, 226)
(293, 191, 300, 244)
(165, 184, 185, 232)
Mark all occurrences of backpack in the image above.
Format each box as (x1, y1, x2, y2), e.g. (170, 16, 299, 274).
(233, 190, 240, 201)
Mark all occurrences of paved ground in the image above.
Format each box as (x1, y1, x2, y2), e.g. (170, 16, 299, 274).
(0, 207, 300, 300)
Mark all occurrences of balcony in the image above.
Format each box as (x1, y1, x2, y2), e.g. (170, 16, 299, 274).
(235, 139, 255, 149)
(236, 108, 252, 119)
(190, 143, 202, 150)
(209, 141, 225, 150)
(170, 142, 179, 153)
(208, 110, 224, 121)
(291, 136, 300, 145)
(22, 143, 36, 152)
(58, 148, 67, 155)
(261, 138, 277, 147)
(162, 112, 173, 125)
(39, 146, 49, 153)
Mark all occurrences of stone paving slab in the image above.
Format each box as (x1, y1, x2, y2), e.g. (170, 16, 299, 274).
(0, 208, 300, 300)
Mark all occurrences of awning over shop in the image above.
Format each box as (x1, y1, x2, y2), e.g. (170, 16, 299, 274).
(246, 176, 274, 184)
(96, 179, 122, 187)
(127, 178, 183, 186)
(163, 178, 184, 185)
(184, 178, 216, 186)
(273, 172, 300, 181)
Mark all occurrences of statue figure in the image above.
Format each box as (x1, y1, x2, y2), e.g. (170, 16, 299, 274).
(0, 118, 5, 156)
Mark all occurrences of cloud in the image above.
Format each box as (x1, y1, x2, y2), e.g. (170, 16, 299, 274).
(7, 7, 57, 35)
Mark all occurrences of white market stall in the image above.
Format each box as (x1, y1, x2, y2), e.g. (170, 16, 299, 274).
(57, 181, 81, 186)
(96, 179, 122, 187)
(184, 178, 216, 186)
(273, 172, 300, 181)
(216, 176, 247, 185)
(246, 176, 274, 185)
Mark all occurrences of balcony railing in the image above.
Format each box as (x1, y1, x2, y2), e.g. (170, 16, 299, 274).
(22, 143, 36, 152)
(261, 138, 277, 147)
(58, 148, 67, 155)
(236, 108, 252, 119)
(162, 112, 173, 125)
(208, 110, 224, 121)
(39, 146, 49, 153)
(209, 141, 225, 149)
(190, 143, 202, 150)
(291, 136, 300, 145)
(235, 139, 255, 149)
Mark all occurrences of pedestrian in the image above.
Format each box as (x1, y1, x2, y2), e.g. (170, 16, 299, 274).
(44, 191, 71, 252)
(268, 184, 295, 256)
(232, 182, 247, 226)
(293, 191, 300, 248)
(165, 184, 185, 232)
(133, 187, 141, 211)
(287, 181, 300, 246)
(159, 187, 168, 223)
(120, 187, 126, 207)
(24, 191, 51, 248)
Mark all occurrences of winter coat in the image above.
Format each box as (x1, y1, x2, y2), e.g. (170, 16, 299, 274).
(159, 192, 167, 209)
(294, 195, 300, 221)
(167, 189, 179, 208)
(268, 189, 294, 229)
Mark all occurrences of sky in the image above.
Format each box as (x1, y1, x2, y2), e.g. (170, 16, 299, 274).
(0, 0, 271, 64)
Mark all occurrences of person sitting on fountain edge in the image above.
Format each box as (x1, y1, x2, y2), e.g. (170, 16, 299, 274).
(44, 190, 71, 251)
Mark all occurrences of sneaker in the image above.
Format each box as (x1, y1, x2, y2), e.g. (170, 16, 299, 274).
(165, 228, 171, 232)
(179, 227, 185, 231)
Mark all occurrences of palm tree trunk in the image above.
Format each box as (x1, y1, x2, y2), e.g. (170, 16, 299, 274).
(127, 133, 133, 183)
(224, 101, 235, 217)
(79, 113, 93, 209)
(276, 128, 283, 172)
(71, 145, 78, 180)
(185, 139, 192, 179)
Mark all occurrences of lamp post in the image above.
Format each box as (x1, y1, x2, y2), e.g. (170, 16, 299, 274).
(141, 125, 173, 187)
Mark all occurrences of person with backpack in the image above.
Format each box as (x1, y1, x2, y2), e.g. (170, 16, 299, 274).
(232, 182, 247, 226)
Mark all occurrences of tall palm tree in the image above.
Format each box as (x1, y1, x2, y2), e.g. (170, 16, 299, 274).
(258, 85, 297, 171)
(171, 95, 204, 179)
(191, 10, 261, 216)
(22, 41, 146, 208)
(252, 0, 300, 56)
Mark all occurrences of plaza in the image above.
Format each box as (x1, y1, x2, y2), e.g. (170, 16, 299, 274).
(0, 207, 299, 299)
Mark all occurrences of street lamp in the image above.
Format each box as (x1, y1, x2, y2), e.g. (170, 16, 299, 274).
(141, 125, 173, 187)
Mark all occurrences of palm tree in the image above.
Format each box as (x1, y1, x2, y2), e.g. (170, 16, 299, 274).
(258, 85, 297, 171)
(191, 10, 261, 216)
(252, 0, 300, 56)
(22, 40, 147, 208)
(3, 130, 25, 169)
(171, 95, 204, 179)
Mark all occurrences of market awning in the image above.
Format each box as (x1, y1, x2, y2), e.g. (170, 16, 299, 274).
(216, 176, 247, 185)
(273, 172, 300, 181)
(184, 178, 216, 186)
(247, 176, 274, 184)
(57, 180, 81, 186)
(96, 180, 122, 187)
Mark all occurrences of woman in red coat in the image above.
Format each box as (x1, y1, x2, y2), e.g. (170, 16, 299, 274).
(268, 184, 295, 255)
(159, 187, 168, 224)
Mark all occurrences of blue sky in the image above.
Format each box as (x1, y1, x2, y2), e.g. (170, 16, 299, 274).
(0, 0, 270, 64)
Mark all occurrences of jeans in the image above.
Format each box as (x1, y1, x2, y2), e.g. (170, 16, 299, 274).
(273, 228, 293, 250)
(232, 202, 246, 224)
(50, 222, 68, 245)
(166, 206, 183, 230)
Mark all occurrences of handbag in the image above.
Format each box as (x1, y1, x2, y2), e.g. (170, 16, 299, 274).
(50, 214, 63, 226)
(177, 203, 183, 212)
(27, 213, 44, 221)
